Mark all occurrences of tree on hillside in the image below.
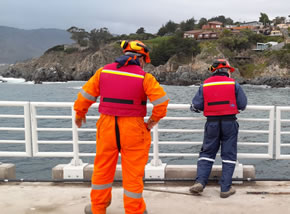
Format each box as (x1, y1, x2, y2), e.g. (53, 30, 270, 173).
(225, 18, 234, 25)
(150, 35, 200, 66)
(208, 15, 233, 25)
(272, 16, 286, 26)
(157, 20, 178, 36)
(136, 27, 145, 34)
(218, 29, 265, 52)
(259, 12, 271, 26)
(157, 25, 167, 36)
(180, 17, 196, 31)
(197, 18, 208, 29)
(89, 27, 113, 50)
(67, 26, 88, 46)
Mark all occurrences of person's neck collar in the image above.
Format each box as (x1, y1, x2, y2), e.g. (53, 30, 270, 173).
(212, 71, 229, 77)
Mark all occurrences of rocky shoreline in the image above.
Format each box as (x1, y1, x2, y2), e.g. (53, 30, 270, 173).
(1, 64, 289, 88)
(0, 45, 289, 88)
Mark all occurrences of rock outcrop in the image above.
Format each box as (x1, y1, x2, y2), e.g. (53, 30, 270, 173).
(0, 43, 289, 87)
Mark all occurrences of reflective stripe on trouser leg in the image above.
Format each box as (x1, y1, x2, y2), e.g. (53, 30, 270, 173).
(91, 183, 113, 214)
(220, 120, 238, 192)
(196, 121, 220, 187)
(118, 116, 151, 214)
(91, 114, 119, 213)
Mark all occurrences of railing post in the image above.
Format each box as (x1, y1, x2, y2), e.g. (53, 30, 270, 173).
(232, 160, 243, 184)
(145, 124, 166, 181)
(71, 110, 82, 166)
(24, 102, 32, 157)
(30, 103, 39, 156)
(63, 107, 88, 179)
(268, 106, 275, 158)
(151, 124, 162, 166)
(276, 107, 281, 159)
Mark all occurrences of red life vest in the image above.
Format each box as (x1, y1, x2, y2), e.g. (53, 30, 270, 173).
(98, 62, 147, 117)
(203, 75, 239, 116)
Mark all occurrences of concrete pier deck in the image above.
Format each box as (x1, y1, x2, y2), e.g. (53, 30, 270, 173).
(1, 181, 290, 214)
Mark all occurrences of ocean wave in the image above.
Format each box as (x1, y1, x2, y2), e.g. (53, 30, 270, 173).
(188, 84, 199, 88)
(0, 76, 33, 84)
(68, 86, 82, 90)
(242, 84, 271, 89)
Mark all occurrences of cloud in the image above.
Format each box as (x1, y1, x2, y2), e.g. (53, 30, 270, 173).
(0, 0, 289, 34)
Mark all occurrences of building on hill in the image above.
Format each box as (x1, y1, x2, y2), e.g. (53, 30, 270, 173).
(225, 25, 237, 28)
(184, 30, 218, 40)
(229, 26, 256, 32)
(270, 30, 283, 36)
(240, 21, 263, 28)
(277, 23, 290, 29)
(253, 42, 279, 51)
(184, 30, 203, 39)
(202, 21, 223, 30)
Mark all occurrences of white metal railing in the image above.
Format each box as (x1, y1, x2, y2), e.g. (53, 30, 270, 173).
(151, 104, 275, 163)
(0, 101, 279, 163)
(0, 101, 31, 157)
(276, 106, 290, 159)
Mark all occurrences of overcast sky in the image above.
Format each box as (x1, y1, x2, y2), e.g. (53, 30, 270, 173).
(0, 0, 289, 34)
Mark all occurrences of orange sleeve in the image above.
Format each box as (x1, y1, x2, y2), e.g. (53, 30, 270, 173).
(73, 68, 102, 118)
(143, 73, 169, 122)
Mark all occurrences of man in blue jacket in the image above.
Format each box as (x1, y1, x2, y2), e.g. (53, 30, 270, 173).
(189, 59, 247, 198)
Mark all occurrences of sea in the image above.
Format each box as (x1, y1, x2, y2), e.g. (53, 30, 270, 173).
(0, 77, 289, 180)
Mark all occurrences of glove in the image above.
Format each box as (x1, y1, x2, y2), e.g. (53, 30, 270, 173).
(190, 104, 201, 113)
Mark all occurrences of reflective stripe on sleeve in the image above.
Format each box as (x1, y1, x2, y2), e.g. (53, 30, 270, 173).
(91, 182, 112, 190)
(81, 89, 97, 102)
(151, 95, 169, 106)
(124, 189, 142, 199)
(222, 160, 236, 164)
(198, 157, 215, 162)
(203, 81, 235, 87)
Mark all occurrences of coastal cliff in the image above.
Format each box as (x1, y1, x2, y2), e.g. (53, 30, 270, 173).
(1, 43, 289, 87)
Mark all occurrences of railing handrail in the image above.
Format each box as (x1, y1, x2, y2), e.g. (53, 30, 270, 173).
(0, 101, 288, 164)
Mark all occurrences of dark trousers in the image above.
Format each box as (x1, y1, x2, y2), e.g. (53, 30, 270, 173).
(196, 120, 239, 192)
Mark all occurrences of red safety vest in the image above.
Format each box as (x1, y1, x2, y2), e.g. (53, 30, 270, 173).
(203, 75, 239, 116)
(98, 62, 147, 117)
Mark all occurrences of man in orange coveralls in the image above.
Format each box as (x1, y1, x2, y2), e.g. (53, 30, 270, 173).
(74, 40, 169, 214)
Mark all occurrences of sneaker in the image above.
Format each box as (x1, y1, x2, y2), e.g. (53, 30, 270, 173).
(189, 182, 204, 194)
(220, 187, 236, 198)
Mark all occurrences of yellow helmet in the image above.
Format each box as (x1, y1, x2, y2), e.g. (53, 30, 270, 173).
(120, 40, 151, 63)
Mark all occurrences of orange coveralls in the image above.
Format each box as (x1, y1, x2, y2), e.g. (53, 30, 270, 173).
(74, 67, 169, 214)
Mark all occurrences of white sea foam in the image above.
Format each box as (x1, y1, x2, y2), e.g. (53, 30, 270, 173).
(188, 84, 199, 87)
(42, 81, 67, 84)
(243, 84, 271, 89)
(68, 86, 82, 90)
(0, 76, 33, 84)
